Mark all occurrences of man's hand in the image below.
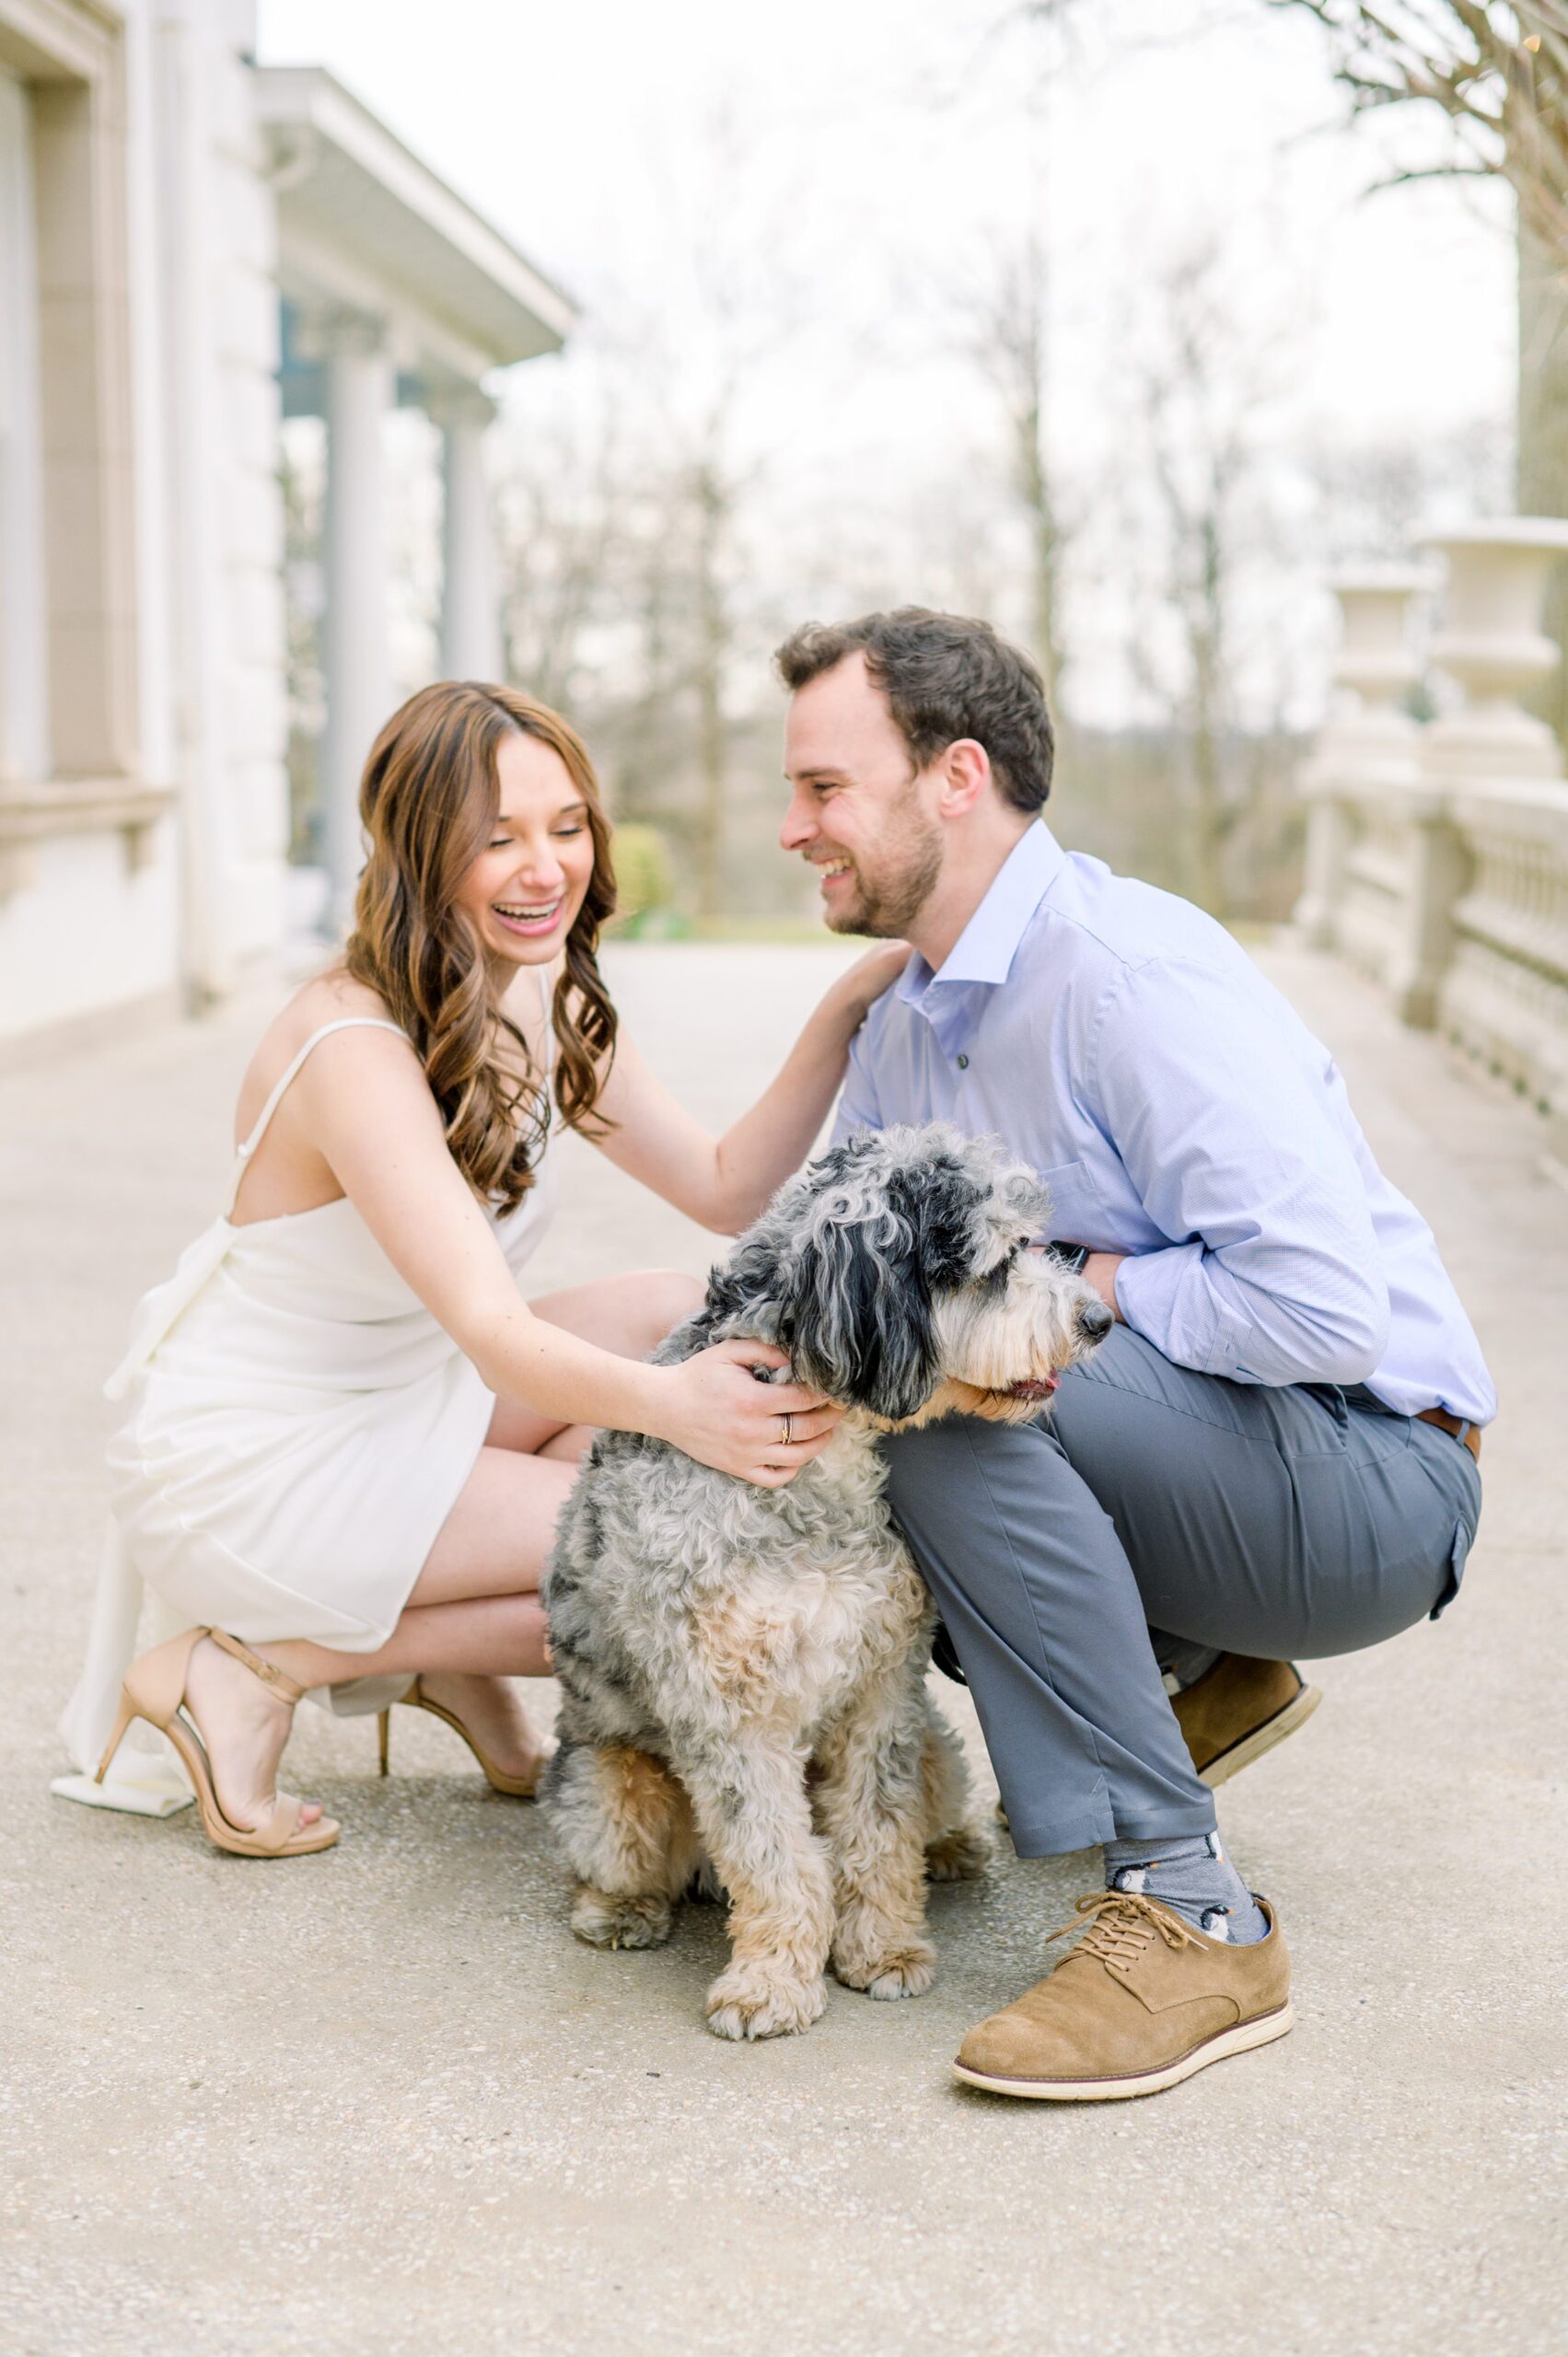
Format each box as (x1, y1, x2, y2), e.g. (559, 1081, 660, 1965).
(1081, 1252, 1127, 1323)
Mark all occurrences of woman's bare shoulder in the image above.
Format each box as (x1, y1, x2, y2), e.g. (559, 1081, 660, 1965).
(236, 969, 407, 1133)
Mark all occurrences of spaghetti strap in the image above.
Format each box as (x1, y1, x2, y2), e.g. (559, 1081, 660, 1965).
(529, 964, 556, 1071)
(225, 1018, 407, 1216)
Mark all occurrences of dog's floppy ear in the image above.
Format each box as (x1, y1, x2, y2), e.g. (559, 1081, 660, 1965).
(783, 1203, 940, 1421)
(777, 1143, 982, 1420)
(694, 1132, 986, 1419)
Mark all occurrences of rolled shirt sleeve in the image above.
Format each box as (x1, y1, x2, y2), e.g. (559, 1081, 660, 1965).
(830, 1017, 886, 1147)
(1096, 960, 1391, 1387)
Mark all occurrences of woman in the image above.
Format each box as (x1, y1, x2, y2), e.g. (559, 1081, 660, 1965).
(63, 680, 905, 1856)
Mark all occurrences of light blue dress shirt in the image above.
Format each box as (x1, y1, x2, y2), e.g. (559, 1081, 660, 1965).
(832, 821, 1495, 1422)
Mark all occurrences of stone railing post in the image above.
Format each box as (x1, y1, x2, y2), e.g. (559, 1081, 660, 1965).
(1421, 521, 1568, 1135)
(1391, 524, 1568, 1028)
(1295, 568, 1426, 958)
(1389, 773, 1466, 1028)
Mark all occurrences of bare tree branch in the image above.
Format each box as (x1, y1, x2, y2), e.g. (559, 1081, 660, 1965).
(1369, 156, 1504, 185)
(1109, 238, 1303, 914)
(1269, 2, 1568, 269)
(954, 233, 1071, 702)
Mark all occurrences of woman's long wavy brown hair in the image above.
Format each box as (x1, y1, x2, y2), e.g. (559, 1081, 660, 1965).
(343, 681, 618, 1213)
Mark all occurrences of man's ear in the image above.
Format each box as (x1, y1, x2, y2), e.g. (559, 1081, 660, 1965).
(935, 737, 993, 819)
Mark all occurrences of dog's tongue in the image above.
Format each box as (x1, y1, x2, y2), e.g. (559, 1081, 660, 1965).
(1010, 1373, 1059, 1401)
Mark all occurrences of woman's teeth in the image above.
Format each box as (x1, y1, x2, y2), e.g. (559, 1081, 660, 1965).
(493, 899, 562, 929)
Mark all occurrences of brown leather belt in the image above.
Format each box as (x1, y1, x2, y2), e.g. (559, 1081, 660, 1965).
(1417, 1406, 1482, 1463)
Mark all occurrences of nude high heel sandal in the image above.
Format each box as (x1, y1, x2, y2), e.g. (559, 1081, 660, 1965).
(95, 1628, 340, 1857)
(377, 1678, 542, 1798)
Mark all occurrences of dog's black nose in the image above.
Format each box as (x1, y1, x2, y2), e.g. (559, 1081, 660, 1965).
(1078, 1300, 1114, 1342)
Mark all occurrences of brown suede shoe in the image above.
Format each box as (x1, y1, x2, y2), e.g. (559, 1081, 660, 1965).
(1173, 1654, 1321, 1788)
(954, 1889, 1293, 2101)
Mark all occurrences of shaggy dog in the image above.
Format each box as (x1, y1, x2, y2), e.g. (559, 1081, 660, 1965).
(540, 1124, 1112, 2041)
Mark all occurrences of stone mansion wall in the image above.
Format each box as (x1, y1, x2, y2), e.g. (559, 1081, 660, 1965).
(0, 0, 285, 1055)
(0, 1, 569, 1062)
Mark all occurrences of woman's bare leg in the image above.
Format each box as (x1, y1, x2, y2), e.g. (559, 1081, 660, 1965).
(180, 1596, 551, 1829)
(480, 1269, 703, 1459)
(234, 1592, 553, 1692)
(398, 1270, 701, 1764)
(183, 1271, 704, 1813)
(236, 1450, 572, 1783)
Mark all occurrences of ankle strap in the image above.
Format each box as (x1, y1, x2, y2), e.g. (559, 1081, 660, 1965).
(205, 1628, 309, 1705)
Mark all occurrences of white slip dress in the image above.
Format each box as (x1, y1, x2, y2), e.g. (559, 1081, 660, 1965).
(55, 993, 557, 1812)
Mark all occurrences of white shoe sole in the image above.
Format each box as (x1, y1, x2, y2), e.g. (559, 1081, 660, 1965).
(1200, 1682, 1322, 1789)
(953, 2000, 1295, 2102)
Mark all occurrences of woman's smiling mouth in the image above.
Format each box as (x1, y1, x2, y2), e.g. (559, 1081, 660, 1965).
(492, 897, 564, 937)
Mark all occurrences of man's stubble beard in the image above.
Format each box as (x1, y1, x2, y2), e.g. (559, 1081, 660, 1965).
(825, 799, 943, 940)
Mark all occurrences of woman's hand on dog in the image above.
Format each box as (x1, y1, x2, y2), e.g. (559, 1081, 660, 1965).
(646, 1339, 842, 1486)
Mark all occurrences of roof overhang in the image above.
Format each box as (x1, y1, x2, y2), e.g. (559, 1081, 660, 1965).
(253, 66, 576, 393)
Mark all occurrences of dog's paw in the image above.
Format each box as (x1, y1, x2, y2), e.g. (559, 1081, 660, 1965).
(924, 1819, 994, 1883)
(570, 1886, 673, 1951)
(703, 1965, 827, 2041)
(832, 1939, 936, 2000)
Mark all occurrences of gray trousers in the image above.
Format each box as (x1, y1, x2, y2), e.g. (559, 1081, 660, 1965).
(882, 1327, 1483, 1857)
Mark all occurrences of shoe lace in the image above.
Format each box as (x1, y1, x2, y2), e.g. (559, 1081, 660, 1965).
(1048, 1888, 1201, 1972)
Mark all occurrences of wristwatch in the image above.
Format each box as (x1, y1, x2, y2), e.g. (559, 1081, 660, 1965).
(1046, 1240, 1091, 1274)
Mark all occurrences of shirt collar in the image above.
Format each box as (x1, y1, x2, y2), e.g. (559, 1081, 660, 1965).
(896, 821, 1066, 1016)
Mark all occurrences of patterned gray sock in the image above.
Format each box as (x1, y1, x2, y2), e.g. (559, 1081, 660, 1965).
(1100, 1830, 1270, 1945)
(1156, 1636, 1222, 1693)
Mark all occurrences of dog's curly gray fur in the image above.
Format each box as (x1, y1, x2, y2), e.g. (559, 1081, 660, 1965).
(541, 1122, 1110, 2042)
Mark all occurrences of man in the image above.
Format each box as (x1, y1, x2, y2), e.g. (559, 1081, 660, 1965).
(774, 608, 1492, 2102)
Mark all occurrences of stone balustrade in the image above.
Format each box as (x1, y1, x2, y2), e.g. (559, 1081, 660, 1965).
(1296, 521, 1568, 1160)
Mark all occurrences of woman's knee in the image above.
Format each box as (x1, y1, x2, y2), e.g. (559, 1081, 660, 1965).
(632, 1268, 703, 1352)
(530, 1268, 701, 1357)
(416, 1446, 577, 1599)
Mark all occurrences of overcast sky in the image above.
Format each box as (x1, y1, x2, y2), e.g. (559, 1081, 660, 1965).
(256, 0, 1517, 725)
(257, 0, 1513, 418)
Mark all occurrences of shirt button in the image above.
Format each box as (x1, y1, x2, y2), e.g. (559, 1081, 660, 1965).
(956, 1053, 970, 1070)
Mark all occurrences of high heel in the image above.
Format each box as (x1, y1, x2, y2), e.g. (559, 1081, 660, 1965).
(376, 1677, 543, 1798)
(96, 1628, 339, 1857)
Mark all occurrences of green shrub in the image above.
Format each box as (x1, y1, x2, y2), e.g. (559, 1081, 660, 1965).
(611, 823, 678, 936)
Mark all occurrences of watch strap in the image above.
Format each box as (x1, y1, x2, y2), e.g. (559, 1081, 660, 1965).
(1046, 1240, 1091, 1274)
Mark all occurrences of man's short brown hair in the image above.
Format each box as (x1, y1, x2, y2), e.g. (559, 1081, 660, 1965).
(774, 607, 1054, 812)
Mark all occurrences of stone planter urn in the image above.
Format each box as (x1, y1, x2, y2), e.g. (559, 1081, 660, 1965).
(1421, 520, 1568, 782)
(1317, 567, 1430, 779)
(1295, 568, 1429, 948)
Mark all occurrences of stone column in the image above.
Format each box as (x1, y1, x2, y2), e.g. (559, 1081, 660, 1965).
(0, 65, 50, 789)
(1420, 520, 1568, 1111)
(1394, 522, 1568, 1027)
(1295, 569, 1427, 950)
(319, 313, 392, 922)
(434, 386, 502, 681)
(1388, 781, 1468, 1030)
